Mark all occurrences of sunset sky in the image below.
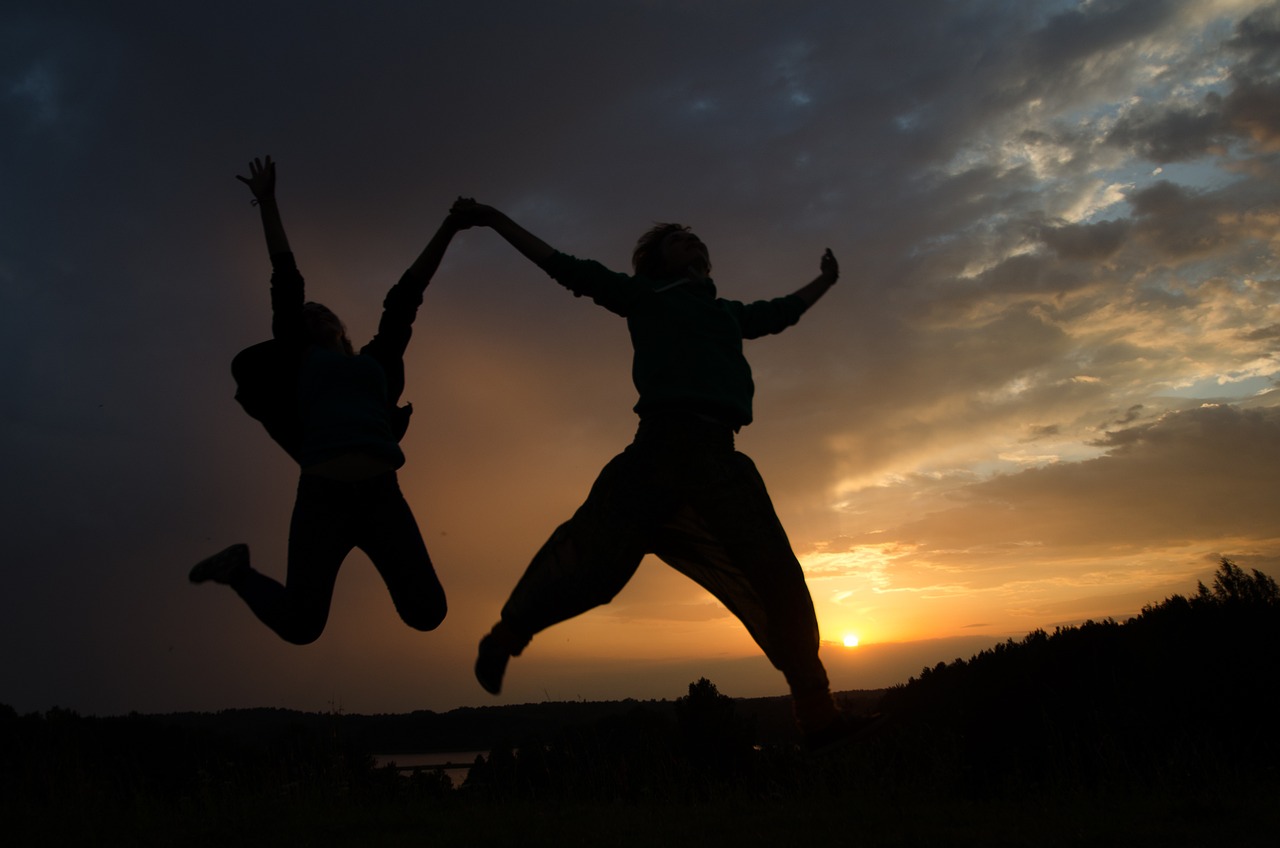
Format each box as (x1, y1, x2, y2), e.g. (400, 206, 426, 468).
(3, 0, 1278, 717)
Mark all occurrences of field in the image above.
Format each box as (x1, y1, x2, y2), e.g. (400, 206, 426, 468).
(5, 560, 1278, 847)
(7, 742, 1276, 848)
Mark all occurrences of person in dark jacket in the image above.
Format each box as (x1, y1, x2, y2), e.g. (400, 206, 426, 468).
(189, 156, 454, 645)
(452, 199, 858, 748)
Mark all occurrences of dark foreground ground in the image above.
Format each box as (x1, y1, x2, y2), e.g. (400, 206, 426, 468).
(7, 560, 1279, 846)
(7, 747, 1278, 848)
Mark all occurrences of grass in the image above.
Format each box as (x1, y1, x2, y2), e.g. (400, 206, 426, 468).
(11, 772, 1278, 848)
(8, 561, 1278, 847)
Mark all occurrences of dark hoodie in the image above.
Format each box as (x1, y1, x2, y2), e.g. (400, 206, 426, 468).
(540, 251, 807, 429)
(231, 251, 416, 464)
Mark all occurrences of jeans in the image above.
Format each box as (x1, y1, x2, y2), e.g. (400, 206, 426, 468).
(231, 471, 446, 644)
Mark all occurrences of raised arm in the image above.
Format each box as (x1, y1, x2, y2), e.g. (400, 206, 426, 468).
(362, 210, 466, 368)
(236, 156, 291, 257)
(450, 198, 556, 266)
(791, 248, 839, 309)
(399, 212, 462, 295)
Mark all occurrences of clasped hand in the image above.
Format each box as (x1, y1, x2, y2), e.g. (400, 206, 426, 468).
(449, 197, 499, 229)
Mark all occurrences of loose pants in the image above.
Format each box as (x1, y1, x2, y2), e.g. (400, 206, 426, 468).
(499, 413, 830, 701)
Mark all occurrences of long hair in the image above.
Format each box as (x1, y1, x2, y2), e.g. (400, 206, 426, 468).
(303, 301, 354, 356)
(632, 222, 692, 279)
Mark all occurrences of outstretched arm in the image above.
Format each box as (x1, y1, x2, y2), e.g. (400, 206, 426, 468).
(236, 156, 291, 257)
(791, 248, 839, 309)
(450, 198, 556, 266)
(400, 213, 462, 295)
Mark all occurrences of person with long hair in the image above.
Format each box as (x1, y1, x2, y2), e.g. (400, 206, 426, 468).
(189, 157, 455, 645)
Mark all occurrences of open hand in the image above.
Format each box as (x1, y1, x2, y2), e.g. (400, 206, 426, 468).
(235, 156, 276, 203)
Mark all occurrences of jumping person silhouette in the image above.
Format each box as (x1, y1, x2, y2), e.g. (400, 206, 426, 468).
(189, 157, 455, 645)
(452, 199, 858, 749)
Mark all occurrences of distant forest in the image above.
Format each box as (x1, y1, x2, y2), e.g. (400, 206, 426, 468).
(4, 558, 1278, 845)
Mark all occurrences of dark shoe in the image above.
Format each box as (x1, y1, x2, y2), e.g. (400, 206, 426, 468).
(804, 711, 885, 756)
(475, 634, 511, 695)
(189, 543, 249, 584)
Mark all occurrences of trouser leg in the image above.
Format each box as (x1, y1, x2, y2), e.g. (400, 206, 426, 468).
(496, 449, 650, 646)
(229, 475, 350, 645)
(354, 473, 447, 632)
(654, 450, 835, 730)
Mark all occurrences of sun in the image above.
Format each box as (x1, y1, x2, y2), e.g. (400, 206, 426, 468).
(843, 634, 860, 648)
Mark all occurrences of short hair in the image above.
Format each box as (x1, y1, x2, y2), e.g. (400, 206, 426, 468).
(632, 222, 690, 279)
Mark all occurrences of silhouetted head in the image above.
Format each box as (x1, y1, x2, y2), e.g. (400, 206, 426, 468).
(303, 301, 354, 355)
(632, 223, 711, 280)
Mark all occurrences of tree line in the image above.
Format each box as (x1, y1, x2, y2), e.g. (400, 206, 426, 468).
(3, 558, 1277, 832)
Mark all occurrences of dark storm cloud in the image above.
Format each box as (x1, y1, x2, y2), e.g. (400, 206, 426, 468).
(1107, 101, 1232, 163)
(3, 0, 1279, 715)
(1037, 218, 1132, 260)
(1228, 1, 1280, 79)
(1104, 3, 1280, 159)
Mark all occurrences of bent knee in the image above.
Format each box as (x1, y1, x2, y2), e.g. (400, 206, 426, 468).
(282, 625, 325, 646)
(401, 598, 447, 632)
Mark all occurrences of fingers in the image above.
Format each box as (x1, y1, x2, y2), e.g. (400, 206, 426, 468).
(821, 247, 839, 280)
(246, 156, 273, 178)
(236, 156, 276, 202)
(237, 156, 271, 180)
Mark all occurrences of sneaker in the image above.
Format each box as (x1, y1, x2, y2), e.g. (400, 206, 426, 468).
(804, 711, 885, 756)
(189, 543, 250, 584)
(474, 634, 511, 695)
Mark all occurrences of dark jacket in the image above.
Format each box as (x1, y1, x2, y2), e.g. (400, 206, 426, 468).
(539, 251, 807, 429)
(232, 252, 418, 464)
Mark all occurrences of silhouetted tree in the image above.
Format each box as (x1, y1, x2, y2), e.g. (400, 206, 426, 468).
(1196, 556, 1279, 607)
(874, 557, 1280, 795)
(674, 678, 754, 773)
(461, 740, 518, 798)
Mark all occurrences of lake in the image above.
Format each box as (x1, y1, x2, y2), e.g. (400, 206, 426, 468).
(372, 751, 489, 787)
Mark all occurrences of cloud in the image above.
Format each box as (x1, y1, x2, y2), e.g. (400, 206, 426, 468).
(4, 0, 1280, 715)
(1038, 218, 1133, 260)
(860, 403, 1280, 559)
